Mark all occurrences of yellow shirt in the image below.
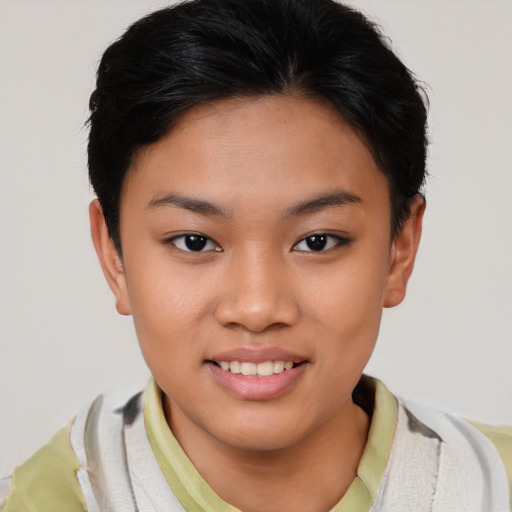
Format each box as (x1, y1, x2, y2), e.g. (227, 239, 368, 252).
(2, 377, 511, 511)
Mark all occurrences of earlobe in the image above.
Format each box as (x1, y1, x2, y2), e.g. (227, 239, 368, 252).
(89, 200, 132, 316)
(383, 195, 425, 308)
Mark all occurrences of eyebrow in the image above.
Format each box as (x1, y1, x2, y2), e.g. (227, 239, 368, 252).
(147, 189, 362, 218)
(147, 193, 232, 218)
(284, 190, 363, 217)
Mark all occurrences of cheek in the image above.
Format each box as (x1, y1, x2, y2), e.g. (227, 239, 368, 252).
(128, 249, 215, 316)
(305, 250, 390, 351)
(125, 260, 213, 363)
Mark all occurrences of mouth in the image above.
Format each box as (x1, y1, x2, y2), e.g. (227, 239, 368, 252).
(209, 360, 305, 377)
(206, 347, 309, 399)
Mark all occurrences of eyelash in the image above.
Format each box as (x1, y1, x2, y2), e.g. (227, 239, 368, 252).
(168, 234, 221, 253)
(293, 233, 351, 253)
(166, 233, 351, 253)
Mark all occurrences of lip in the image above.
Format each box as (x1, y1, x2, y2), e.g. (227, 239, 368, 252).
(206, 347, 309, 400)
(209, 346, 307, 364)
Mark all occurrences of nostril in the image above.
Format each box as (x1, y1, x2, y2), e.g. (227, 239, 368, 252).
(214, 294, 300, 332)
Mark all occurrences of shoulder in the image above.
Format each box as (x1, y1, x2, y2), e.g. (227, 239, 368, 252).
(1, 419, 87, 512)
(0, 388, 145, 512)
(397, 398, 511, 510)
(465, 419, 512, 500)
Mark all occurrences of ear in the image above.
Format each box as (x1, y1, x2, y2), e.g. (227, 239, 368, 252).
(89, 199, 132, 316)
(383, 195, 425, 308)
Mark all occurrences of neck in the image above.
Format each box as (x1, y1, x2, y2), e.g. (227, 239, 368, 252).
(166, 398, 369, 512)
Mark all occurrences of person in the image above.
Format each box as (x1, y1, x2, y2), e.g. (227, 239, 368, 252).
(1, 0, 510, 510)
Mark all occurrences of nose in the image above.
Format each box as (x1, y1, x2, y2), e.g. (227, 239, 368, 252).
(214, 249, 300, 333)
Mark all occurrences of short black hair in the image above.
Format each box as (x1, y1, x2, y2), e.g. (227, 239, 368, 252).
(88, 0, 428, 253)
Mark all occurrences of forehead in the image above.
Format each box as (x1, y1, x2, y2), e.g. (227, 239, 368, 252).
(123, 94, 389, 213)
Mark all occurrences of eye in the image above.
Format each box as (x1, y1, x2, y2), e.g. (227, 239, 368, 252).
(294, 233, 349, 252)
(169, 234, 221, 252)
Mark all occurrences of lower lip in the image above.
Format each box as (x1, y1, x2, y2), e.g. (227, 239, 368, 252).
(207, 362, 308, 400)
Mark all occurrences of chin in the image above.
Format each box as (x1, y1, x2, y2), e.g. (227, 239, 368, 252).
(209, 414, 311, 453)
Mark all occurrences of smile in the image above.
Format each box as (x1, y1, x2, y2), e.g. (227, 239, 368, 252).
(208, 356, 308, 400)
(216, 360, 296, 377)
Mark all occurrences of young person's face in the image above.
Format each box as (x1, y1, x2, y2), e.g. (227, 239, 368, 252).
(91, 95, 423, 452)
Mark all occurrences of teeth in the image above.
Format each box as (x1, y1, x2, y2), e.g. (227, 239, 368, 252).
(273, 361, 285, 373)
(217, 360, 297, 376)
(240, 362, 257, 375)
(257, 361, 274, 376)
(229, 361, 241, 374)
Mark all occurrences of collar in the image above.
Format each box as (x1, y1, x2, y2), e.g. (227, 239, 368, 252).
(144, 375, 397, 511)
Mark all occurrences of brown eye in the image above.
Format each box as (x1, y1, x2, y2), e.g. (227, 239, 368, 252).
(170, 234, 220, 252)
(294, 234, 350, 252)
(304, 235, 327, 251)
(184, 235, 208, 251)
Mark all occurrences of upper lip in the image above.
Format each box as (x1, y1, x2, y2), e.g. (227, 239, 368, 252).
(208, 347, 308, 364)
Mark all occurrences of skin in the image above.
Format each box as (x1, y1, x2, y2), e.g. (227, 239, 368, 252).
(90, 94, 424, 511)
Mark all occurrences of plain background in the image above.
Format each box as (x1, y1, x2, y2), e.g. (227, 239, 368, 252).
(0, 0, 511, 476)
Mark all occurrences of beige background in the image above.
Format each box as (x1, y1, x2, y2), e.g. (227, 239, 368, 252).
(0, 0, 511, 475)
